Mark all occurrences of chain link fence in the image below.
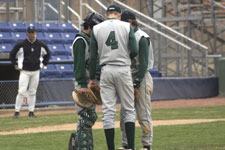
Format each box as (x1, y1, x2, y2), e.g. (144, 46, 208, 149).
(0, 79, 75, 108)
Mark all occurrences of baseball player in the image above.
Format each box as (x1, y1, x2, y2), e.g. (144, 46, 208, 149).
(89, 5, 138, 150)
(120, 10, 154, 150)
(10, 26, 51, 118)
(70, 12, 105, 150)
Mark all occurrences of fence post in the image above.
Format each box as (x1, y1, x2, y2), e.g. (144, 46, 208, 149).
(218, 58, 225, 97)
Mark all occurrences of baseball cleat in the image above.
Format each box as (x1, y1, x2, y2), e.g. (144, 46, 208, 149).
(13, 112, 20, 118)
(28, 112, 36, 118)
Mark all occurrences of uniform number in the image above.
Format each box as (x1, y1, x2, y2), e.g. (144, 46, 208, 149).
(105, 31, 118, 50)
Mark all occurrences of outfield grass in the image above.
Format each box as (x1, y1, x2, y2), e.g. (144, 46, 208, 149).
(0, 121, 225, 150)
(1, 105, 225, 131)
(152, 105, 225, 120)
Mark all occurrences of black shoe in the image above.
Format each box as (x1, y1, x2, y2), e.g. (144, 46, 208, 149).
(28, 112, 36, 118)
(143, 146, 151, 150)
(13, 112, 20, 118)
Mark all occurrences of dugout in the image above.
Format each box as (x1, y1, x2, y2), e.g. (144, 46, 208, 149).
(0, 56, 20, 105)
(0, 51, 19, 80)
(0, 61, 19, 80)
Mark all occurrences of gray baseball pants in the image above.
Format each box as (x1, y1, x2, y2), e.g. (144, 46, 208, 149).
(120, 72, 153, 146)
(100, 65, 136, 129)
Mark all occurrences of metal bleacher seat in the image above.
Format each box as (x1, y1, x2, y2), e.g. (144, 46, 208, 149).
(61, 32, 76, 44)
(0, 22, 12, 32)
(37, 32, 50, 44)
(56, 64, 74, 78)
(48, 44, 67, 56)
(41, 22, 61, 32)
(58, 22, 78, 32)
(51, 55, 69, 61)
(0, 32, 15, 44)
(64, 44, 73, 55)
(45, 32, 64, 44)
(68, 55, 73, 60)
(41, 64, 61, 78)
(11, 32, 27, 42)
(149, 66, 162, 77)
(0, 43, 13, 53)
(9, 22, 26, 32)
(25, 22, 43, 32)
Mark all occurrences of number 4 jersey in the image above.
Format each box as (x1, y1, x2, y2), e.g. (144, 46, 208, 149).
(91, 19, 135, 66)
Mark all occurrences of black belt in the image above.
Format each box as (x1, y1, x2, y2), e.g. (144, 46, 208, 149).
(101, 64, 106, 67)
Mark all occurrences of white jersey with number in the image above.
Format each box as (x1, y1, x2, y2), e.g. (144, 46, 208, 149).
(92, 19, 131, 66)
(133, 28, 154, 72)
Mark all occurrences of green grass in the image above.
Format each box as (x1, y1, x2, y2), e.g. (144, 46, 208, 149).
(0, 121, 225, 150)
(1, 105, 225, 131)
(153, 121, 225, 150)
(152, 105, 225, 120)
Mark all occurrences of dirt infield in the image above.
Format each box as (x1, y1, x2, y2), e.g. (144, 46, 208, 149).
(0, 97, 225, 135)
(1, 118, 225, 135)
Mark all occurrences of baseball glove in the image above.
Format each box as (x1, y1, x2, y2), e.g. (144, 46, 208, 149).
(134, 88, 140, 101)
(149, 84, 154, 96)
(88, 84, 102, 105)
(72, 89, 95, 108)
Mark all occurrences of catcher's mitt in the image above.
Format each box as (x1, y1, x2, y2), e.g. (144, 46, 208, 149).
(72, 89, 95, 108)
(88, 84, 102, 105)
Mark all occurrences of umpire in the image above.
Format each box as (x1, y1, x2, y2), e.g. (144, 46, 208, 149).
(10, 25, 51, 118)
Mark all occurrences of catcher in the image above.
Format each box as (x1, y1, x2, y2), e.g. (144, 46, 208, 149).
(69, 12, 105, 150)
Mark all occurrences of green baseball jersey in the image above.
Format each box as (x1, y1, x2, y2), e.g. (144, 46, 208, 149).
(132, 27, 154, 86)
(89, 18, 138, 79)
(72, 32, 90, 88)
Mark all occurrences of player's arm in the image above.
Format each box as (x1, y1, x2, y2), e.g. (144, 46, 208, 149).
(42, 43, 51, 66)
(128, 26, 138, 59)
(134, 37, 149, 88)
(89, 30, 98, 80)
(73, 39, 88, 88)
(9, 42, 21, 66)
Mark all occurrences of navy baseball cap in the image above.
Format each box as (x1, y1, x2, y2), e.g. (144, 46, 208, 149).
(106, 5, 121, 13)
(27, 26, 36, 33)
(121, 10, 136, 21)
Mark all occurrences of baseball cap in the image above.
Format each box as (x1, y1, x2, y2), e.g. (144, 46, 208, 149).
(27, 26, 36, 33)
(106, 4, 121, 13)
(121, 10, 136, 21)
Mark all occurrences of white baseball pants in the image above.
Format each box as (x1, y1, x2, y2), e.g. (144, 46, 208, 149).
(15, 70, 40, 112)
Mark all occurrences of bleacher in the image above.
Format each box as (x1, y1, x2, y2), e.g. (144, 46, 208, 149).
(0, 22, 161, 79)
(0, 22, 78, 79)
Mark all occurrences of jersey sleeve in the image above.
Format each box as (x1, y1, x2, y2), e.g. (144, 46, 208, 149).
(134, 37, 149, 88)
(89, 30, 98, 80)
(41, 43, 51, 66)
(73, 38, 88, 88)
(10, 42, 22, 66)
(128, 26, 138, 59)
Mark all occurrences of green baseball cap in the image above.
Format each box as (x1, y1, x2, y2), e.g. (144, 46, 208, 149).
(121, 10, 136, 21)
(106, 4, 121, 13)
